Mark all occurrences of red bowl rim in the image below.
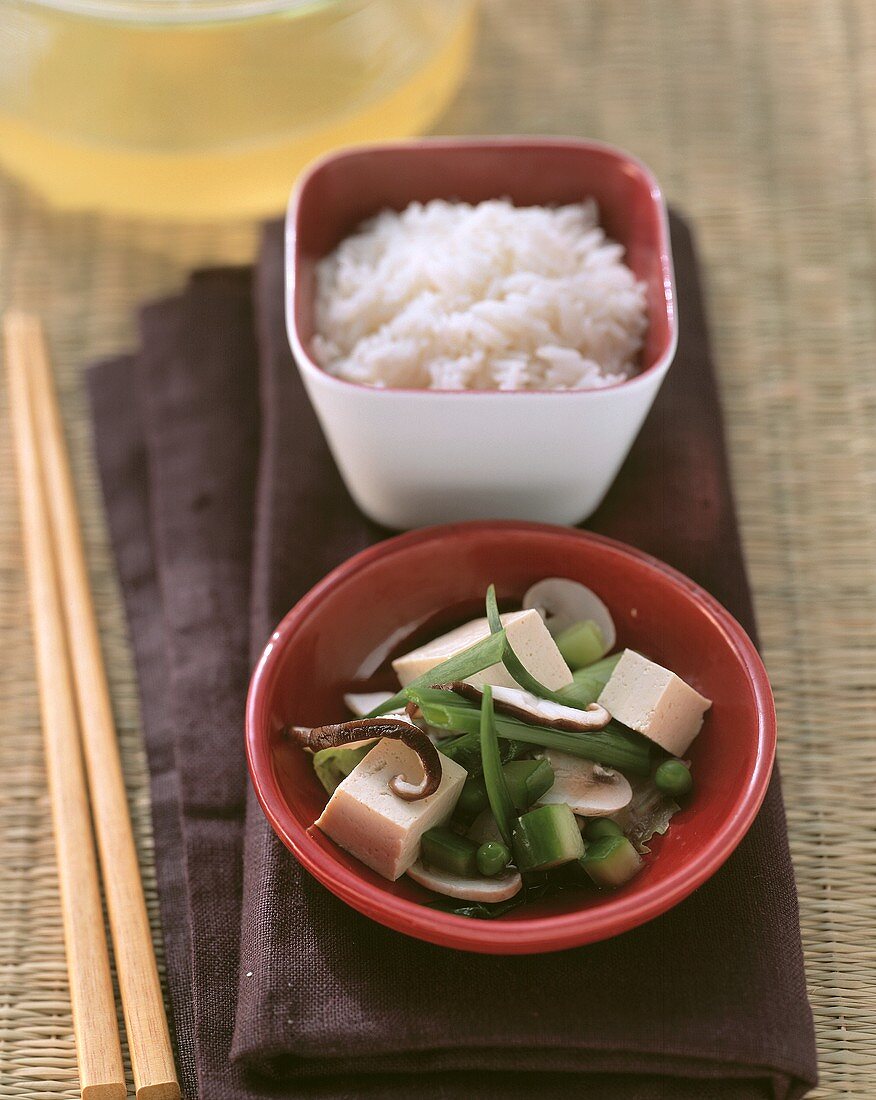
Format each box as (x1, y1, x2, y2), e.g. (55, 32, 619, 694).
(285, 135, 678, 398)
(245, 521, 776, 954)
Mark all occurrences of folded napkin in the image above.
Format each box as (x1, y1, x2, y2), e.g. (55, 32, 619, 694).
(89, 214, 817, 1099)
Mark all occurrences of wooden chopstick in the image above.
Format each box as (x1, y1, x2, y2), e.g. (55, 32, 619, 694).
(5, 313, 180, 1100)
(6, 314, 127, 1100)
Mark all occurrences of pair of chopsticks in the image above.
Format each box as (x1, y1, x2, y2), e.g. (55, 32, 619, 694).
(5, 314, 180, 1100)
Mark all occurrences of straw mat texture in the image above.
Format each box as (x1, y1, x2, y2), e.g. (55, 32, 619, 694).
(1, 2, 873, 1095)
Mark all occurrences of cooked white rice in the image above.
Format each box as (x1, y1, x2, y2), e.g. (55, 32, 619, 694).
(312, 198, 648, 391)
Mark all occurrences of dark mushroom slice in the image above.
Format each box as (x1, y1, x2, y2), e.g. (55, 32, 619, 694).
(287, 718, 443, 801)
(437, 681, 612, 732)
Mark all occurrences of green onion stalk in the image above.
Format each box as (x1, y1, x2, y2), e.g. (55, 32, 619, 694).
(410, 687, 651, 776)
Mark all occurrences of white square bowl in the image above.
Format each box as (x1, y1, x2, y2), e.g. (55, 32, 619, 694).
(286, 137, 677, 529)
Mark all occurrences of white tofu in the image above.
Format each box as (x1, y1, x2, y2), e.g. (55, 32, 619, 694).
(392, 610, 572, 692)
(343, 691, 394, 717)
(597, 649, 712, 756)
(315, 740, 466, 881)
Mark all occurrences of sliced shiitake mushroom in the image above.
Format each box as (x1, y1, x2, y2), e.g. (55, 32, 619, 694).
(440, 681, 612, 732)
(523, 577, 616, 654)
(287, 718, 442, 801)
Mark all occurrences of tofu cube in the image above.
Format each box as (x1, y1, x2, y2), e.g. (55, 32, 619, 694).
(392, 609, 572, 692)
(597, 649, 712, 756)
(315, 740, 466, 881)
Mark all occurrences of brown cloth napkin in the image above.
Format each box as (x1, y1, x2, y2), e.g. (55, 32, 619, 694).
(88, 214, 817, 1099)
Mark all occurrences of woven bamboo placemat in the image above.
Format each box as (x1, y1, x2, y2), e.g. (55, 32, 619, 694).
(1, 2, 873, 1095)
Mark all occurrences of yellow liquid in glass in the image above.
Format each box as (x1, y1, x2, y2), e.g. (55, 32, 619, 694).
(0, 0, 475, 218)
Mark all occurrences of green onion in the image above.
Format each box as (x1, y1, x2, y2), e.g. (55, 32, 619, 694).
(485, 582, 504, 634)
(479, 685, 517, 849)
(417, 694, 651, 776)
(438, 728, 528, 776)
(484, 584, 589, 708)
(365, 628, 508, 717)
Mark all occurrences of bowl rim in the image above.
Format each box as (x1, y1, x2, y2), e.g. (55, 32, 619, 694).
(285, 135, 678, 399)
(246, 520, 776, 954)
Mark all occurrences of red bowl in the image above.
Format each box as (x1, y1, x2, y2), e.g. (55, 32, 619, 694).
(246, 522, 775, 954)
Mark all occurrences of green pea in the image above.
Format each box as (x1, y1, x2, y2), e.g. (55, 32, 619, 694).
(584, 818, 623, 841)
(654, 759, 693, 797)
(476, 841, 512, 877)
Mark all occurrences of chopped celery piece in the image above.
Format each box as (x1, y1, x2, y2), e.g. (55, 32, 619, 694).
(513, 803, 584, 872)
(421, 827, 479, 877)
(311, 743, 373, 795)
(555, 620, 605, 670)
(479, 686, 517, 849)
(557, 674, 603, 708)
(557, 653, 622, 707)
(580, 835, 642, 888)
(584, 818, 624, 841)
(502, 758, 555, 810)
(416, 694, 651, 776)
(365, 628, 508, 717)
(579, 653, 622, 684)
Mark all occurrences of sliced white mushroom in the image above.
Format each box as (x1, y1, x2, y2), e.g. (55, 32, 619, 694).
(523, 577, 616, 654)
(343, 691, 394, 717)
(445, 681, 611, 732)
(536, 749, 632, 816)
(407, 860, 523, 903)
